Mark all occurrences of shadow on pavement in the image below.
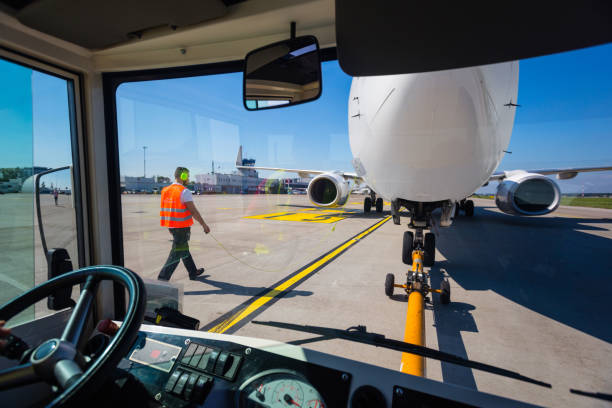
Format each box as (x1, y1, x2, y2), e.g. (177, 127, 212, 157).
(437, 206, 612, 343)
(183, 275, 313, 298)
(430, 266, 478, 389)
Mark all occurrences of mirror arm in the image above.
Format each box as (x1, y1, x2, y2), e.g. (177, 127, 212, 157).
(290, 21, 296, 39)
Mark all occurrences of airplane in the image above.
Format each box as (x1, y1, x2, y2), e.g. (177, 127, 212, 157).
(238, 61, 612, 267)
(236, 145, 386, 213)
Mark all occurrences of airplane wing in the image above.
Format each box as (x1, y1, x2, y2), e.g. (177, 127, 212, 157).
(236, 145, 362, 181)
(489, 166, 612, 182)
(236, 165, 362, 181)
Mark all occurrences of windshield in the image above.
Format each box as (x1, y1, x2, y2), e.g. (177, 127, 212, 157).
(116, 47, 612, 407)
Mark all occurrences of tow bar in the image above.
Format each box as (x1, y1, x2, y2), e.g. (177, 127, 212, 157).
(385, 249, 450, 376)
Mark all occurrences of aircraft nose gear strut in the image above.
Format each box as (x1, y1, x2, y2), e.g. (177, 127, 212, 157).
(384, 250, 450, 376)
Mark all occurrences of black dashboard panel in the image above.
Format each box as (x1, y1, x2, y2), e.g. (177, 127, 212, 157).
(118, 330, 352, 407)
(391, 385, 475, 408)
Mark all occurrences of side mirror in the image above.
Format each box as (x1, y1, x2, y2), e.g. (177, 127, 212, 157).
(34, 166, 76, 310)
(244, 35, 322, 110)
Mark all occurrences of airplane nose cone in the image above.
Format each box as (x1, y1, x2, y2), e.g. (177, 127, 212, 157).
(349, 62, 517, 202)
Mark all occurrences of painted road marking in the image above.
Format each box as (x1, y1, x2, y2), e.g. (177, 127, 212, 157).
(202, 216, 392, 334)
(245, 208, 362, 223)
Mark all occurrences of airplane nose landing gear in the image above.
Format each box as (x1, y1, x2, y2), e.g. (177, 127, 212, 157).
(402, 227, 435, 267)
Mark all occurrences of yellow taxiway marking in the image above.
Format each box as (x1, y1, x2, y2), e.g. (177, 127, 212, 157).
(208, 216, 392, 334)
(244, 209, 361, 223)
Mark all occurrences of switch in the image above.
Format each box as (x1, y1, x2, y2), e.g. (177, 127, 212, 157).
(165, 369, 182, 392)
(184, 373, 199, 400)
(173, 372, 190, 395)
(189, 345, 205, 367)
(214, 351, 230, 376)
(181, 343, 198, 364)
(193, 375, 213, 403)
(223, 354, 242, 381)
(205, 348, 220, 372)
(197, 347, 213, 370)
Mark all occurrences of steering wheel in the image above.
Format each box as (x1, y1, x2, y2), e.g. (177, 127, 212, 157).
(0, 266, 146, 407)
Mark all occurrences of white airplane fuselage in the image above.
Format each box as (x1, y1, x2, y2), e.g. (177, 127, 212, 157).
(348, 61, 519, 203)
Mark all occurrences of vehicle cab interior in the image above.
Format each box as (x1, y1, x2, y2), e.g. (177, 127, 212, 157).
(1, 1, 611, 407)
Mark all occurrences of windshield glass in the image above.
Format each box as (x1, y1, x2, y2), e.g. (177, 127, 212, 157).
(0, 56, 81, 326)
(116, 48, 612, 407)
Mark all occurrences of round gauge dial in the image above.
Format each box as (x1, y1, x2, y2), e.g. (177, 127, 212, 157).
(238, 370, 326, 408)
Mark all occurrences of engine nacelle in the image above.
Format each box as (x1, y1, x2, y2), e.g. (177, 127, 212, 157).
(495, 172, 561, 216)
(307, 172, 350, 207)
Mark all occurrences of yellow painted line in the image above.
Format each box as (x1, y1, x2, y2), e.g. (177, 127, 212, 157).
(209, 216, 392, 334)
(245, 210, 358, 223)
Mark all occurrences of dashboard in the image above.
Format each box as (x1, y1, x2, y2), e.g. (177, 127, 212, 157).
(111, 324, 541, 408)
(119, 329, 350, 408)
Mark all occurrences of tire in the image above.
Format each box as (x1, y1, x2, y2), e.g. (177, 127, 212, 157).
(375, 197, 383, 212)
(364, 197, 372, 213)
(455, 202, 461, 216)
(465, 200, 474, 217)
(402, 231, 414, 265)
(423, 232, 435, 267)
(385, 273, 395, 297)
(440, 280, 451, 304)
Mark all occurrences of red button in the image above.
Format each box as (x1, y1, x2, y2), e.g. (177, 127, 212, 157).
(150, 349, 161, 359)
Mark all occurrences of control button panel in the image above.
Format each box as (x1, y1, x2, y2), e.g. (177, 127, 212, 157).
(165, 366, 214, 403)
(177, 342, 242, 382)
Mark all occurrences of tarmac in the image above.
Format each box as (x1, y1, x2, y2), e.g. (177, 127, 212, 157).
(121, 194, 612, 407)
(1, 193, 611, 407)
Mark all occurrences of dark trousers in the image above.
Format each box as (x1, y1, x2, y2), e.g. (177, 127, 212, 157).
(158, 227, 198, 280)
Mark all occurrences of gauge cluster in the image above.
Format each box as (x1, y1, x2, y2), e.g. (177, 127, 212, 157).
(238, 370, 326, 408)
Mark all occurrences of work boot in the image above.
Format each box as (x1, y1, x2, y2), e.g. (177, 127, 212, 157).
(189, 268, 205, 280)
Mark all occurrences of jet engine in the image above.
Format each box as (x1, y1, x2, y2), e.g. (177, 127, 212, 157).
(495, 172, 561, 216)
(307, 172, 350, 207)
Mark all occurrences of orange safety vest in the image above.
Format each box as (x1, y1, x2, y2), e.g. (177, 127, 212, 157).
(160, 184, 194, 228)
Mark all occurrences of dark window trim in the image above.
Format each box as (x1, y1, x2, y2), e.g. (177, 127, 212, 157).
(0, 47, 90, 271)
(103, 47, 337, 318)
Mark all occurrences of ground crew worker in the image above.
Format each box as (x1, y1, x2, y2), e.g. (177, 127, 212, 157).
(158, 167, 210, 281)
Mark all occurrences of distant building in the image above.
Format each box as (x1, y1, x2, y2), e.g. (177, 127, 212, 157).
(121, 176, 169, 193)
(283, 177, 310, 191)
(21, 166, 51, 178)
(195, 172, 260, 194)
(0, 179, 22, 193)
(0, 166, 50, 193)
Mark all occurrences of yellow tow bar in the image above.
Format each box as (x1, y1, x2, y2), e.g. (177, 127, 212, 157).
(385, 248, 451, 377)
(400, 250, 426, 376)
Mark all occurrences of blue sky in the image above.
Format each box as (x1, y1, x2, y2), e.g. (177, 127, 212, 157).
(2, 43, 612, 193)
(0, 58, 72, 173)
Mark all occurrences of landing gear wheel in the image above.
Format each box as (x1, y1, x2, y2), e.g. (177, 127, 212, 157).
(465, 200, 474, 217)
(384, 273, 395, 297)
(455, 202, 461, 216)
(375, 197, 383, 213)
(440, 280, 451, 304)
(402, 231, 414, 265)
(423, 232, 436, 267)
(364, 197, 372, 213)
